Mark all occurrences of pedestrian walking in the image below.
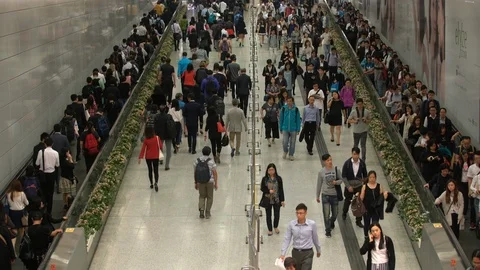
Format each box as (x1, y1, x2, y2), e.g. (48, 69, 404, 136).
(194, 146, 218, 219)
(138, 126, 162, 192)
(260, 163, 285, 236)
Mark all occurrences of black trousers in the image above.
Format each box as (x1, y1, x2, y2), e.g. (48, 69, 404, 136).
(265, 203, 281, 231)
(451, 213, 460, 239)
(210, 138, 222, 156)
(265, 121, 279, 139)
(84, 153, 97, 173)
(343, 186, 363, 222)
(187, 125, 198, 152)
(230, 81, 237, 99)
(41, 172, 56, 215)
(146, 159, 159, 184)
(363, 211, 380, 237)
(238, 95, 249, 117)
(162, 81, 174, 103)
(303, 122, 317, 152)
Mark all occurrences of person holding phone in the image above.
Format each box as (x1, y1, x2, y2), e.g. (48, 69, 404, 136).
(260, 163, 285, 236)
(360, 223, 396, 270)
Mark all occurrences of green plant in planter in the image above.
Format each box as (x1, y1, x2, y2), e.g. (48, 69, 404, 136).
(77, 6, 187, 238)
(322, 6, 428, 240)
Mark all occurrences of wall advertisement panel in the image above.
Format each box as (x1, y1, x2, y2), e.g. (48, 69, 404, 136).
(350, 0, 479, 145)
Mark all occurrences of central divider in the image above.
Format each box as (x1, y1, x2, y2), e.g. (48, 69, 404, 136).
(39, 4, 187, 269)
(243, 6, 263, 270)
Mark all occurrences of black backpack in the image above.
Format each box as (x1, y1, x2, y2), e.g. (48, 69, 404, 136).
(19, 232, 34, 264)
(214, 96, 225, 115)
(165, 114, 177, 139)
(195, 158, 211, 183)
(60, 117, 75, 142)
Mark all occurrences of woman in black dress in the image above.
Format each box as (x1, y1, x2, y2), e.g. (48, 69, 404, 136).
(327, 91, 344, 146)
(188, 28, 198, 52)
(204, 107, 223, 164)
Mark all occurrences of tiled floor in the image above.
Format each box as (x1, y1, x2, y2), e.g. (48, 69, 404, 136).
(90, 9, 419, 270)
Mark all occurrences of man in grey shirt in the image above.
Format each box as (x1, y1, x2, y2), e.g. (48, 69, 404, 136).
(279, 203, 321, 270)
(348, 98, 371, 161)
(226, 54, 241, 99)
(316, 154, 342, 238)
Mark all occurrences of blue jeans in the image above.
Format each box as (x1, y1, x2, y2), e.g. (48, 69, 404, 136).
(374, 79, 386, 97)
(323, 44, 331, 56)
(322, 194, 339, 233)
(282, 131, 297, 156)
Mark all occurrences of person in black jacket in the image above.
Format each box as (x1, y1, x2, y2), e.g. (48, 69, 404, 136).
(204, 108, 223, 164)
(360, 223, 395, 270)
(424, 163, 450, 198)
(342, 147, 368, 227)
(235, 68, 252, 117)
(0, 204, 15, 270)
(183, 93, 205, 154)
(260, 163, 285, 236)
(303, 63, 320, 103)
(32, 132, 49, 170)
(153, 105, 175, 170)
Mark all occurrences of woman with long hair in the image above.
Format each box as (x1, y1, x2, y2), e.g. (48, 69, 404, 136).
(327, 92, 344, 145)
(360, 223, 396, 270)
(260, 163, 285, 236)
(80, 121, 101, 172)
(181, 63, 196, 96)
(138, 126, 162, 192)
(265, 76, 280, 103)
(301, 40, 314, 66)
(235, 16, 247, 47)
(7, 179, 29, 250)
(360, 171, 389, 238)
(435, 180, 464, 239)
(188, 28, 198, 52)
(169, 99, 184, 153)
(261, 96, 280, 146)
(287, 51, 298, 95)
(85, 95, 97, 118)
(204, 107, 223, 164)
(257, 18, 267, 46)
(391, 104, 416, 139)
(451, 152, 472, 221)
(59, 147, 76, 211)
(339, 79, 355, 127)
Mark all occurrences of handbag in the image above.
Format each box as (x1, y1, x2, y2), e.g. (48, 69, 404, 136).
(156, 136, 164, 160)
(300, 54, 306, 61)
(217, 121, 226, 133)
(259, 195, 270, 208)
(324, 111, 330, 124)
(298, 128, 305, 142)
(334, 166, 344, 201)
(21, 211, 29, 227)
(221, 134, 229, 146)
(351, 194, 366, 217)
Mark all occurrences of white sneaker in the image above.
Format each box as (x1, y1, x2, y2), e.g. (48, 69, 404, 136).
(282, 152, 287, 159)
(289, 156, 294, 161)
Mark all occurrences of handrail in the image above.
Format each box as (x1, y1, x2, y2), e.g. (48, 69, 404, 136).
(322, 1, 471, 267)
(37, 3, 183, 269)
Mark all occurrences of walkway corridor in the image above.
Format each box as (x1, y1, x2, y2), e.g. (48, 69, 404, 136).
(91, 8, 419, 270)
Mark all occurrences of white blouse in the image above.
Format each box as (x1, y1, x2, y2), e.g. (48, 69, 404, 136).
(371, 238, 388, 264)
(169, 109, 183, 123)
(7, 192, 29, 211)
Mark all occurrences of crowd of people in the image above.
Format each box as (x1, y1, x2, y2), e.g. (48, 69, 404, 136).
(0, 1, 179, 269)
(331, 0, 480, 243)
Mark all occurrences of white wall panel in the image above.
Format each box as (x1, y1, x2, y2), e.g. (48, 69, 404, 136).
(0, 0, 153, 190)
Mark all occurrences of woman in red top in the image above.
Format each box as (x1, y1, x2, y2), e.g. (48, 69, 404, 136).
(181, 63, 196, 96)
(138, 126, 162, 192)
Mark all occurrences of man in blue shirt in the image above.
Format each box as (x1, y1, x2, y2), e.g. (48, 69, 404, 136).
(177, 52, 191, 78)
(280, 203, 321, 270)
(301, 96, 321, 155)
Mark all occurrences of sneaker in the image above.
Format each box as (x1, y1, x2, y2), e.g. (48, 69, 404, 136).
(192, 150, 197, 155)
(331, 220, 335, 230)
(325, 232, 332, 238)
(205, 211, 211, 219)
(470, 222, 477, 230)
(308, 151, 313, 155)
(282, 152, 287, 159)
(231, 148, 235, 157)
(199, 210, 205, 219)
(289, 156, 294, 161)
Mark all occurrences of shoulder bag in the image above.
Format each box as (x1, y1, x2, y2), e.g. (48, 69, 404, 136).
(351, 194, 366, 217)
(156, 136, 164, 160)
(334, 166, 343, 201)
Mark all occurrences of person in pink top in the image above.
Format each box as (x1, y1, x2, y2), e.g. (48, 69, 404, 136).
(339, 78, 356, 127)
(138, 126, 162, 192)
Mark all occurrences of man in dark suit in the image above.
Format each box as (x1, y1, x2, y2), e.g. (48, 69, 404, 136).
(341, 147, 368, 227)
(183, 93, 205, 154)
(51, 124, 70, 193)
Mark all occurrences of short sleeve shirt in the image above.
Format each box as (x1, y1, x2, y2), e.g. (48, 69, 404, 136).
(262, 103, 279, 122)
(160, 64, 175, 82)
(193, 156, 217, 183)
(467, 164, 480, 179)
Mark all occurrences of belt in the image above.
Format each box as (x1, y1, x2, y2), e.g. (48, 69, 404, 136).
(293, 248, 312, 252)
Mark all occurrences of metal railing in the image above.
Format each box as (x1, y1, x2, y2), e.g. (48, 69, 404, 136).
(322, 1, 472, 268)
(242, 5, 263, 270)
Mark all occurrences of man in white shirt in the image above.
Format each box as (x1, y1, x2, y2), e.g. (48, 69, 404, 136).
(219, 0, 227, 14)
(172, 20, 182, 51)
(90, 68, 105, 90)
(320, 29, 332, 57)
(307, 83, 325, 127)
(36, 137, 60, 215)
(136, 23, 147, 37)
(468, 152, 480, 229)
